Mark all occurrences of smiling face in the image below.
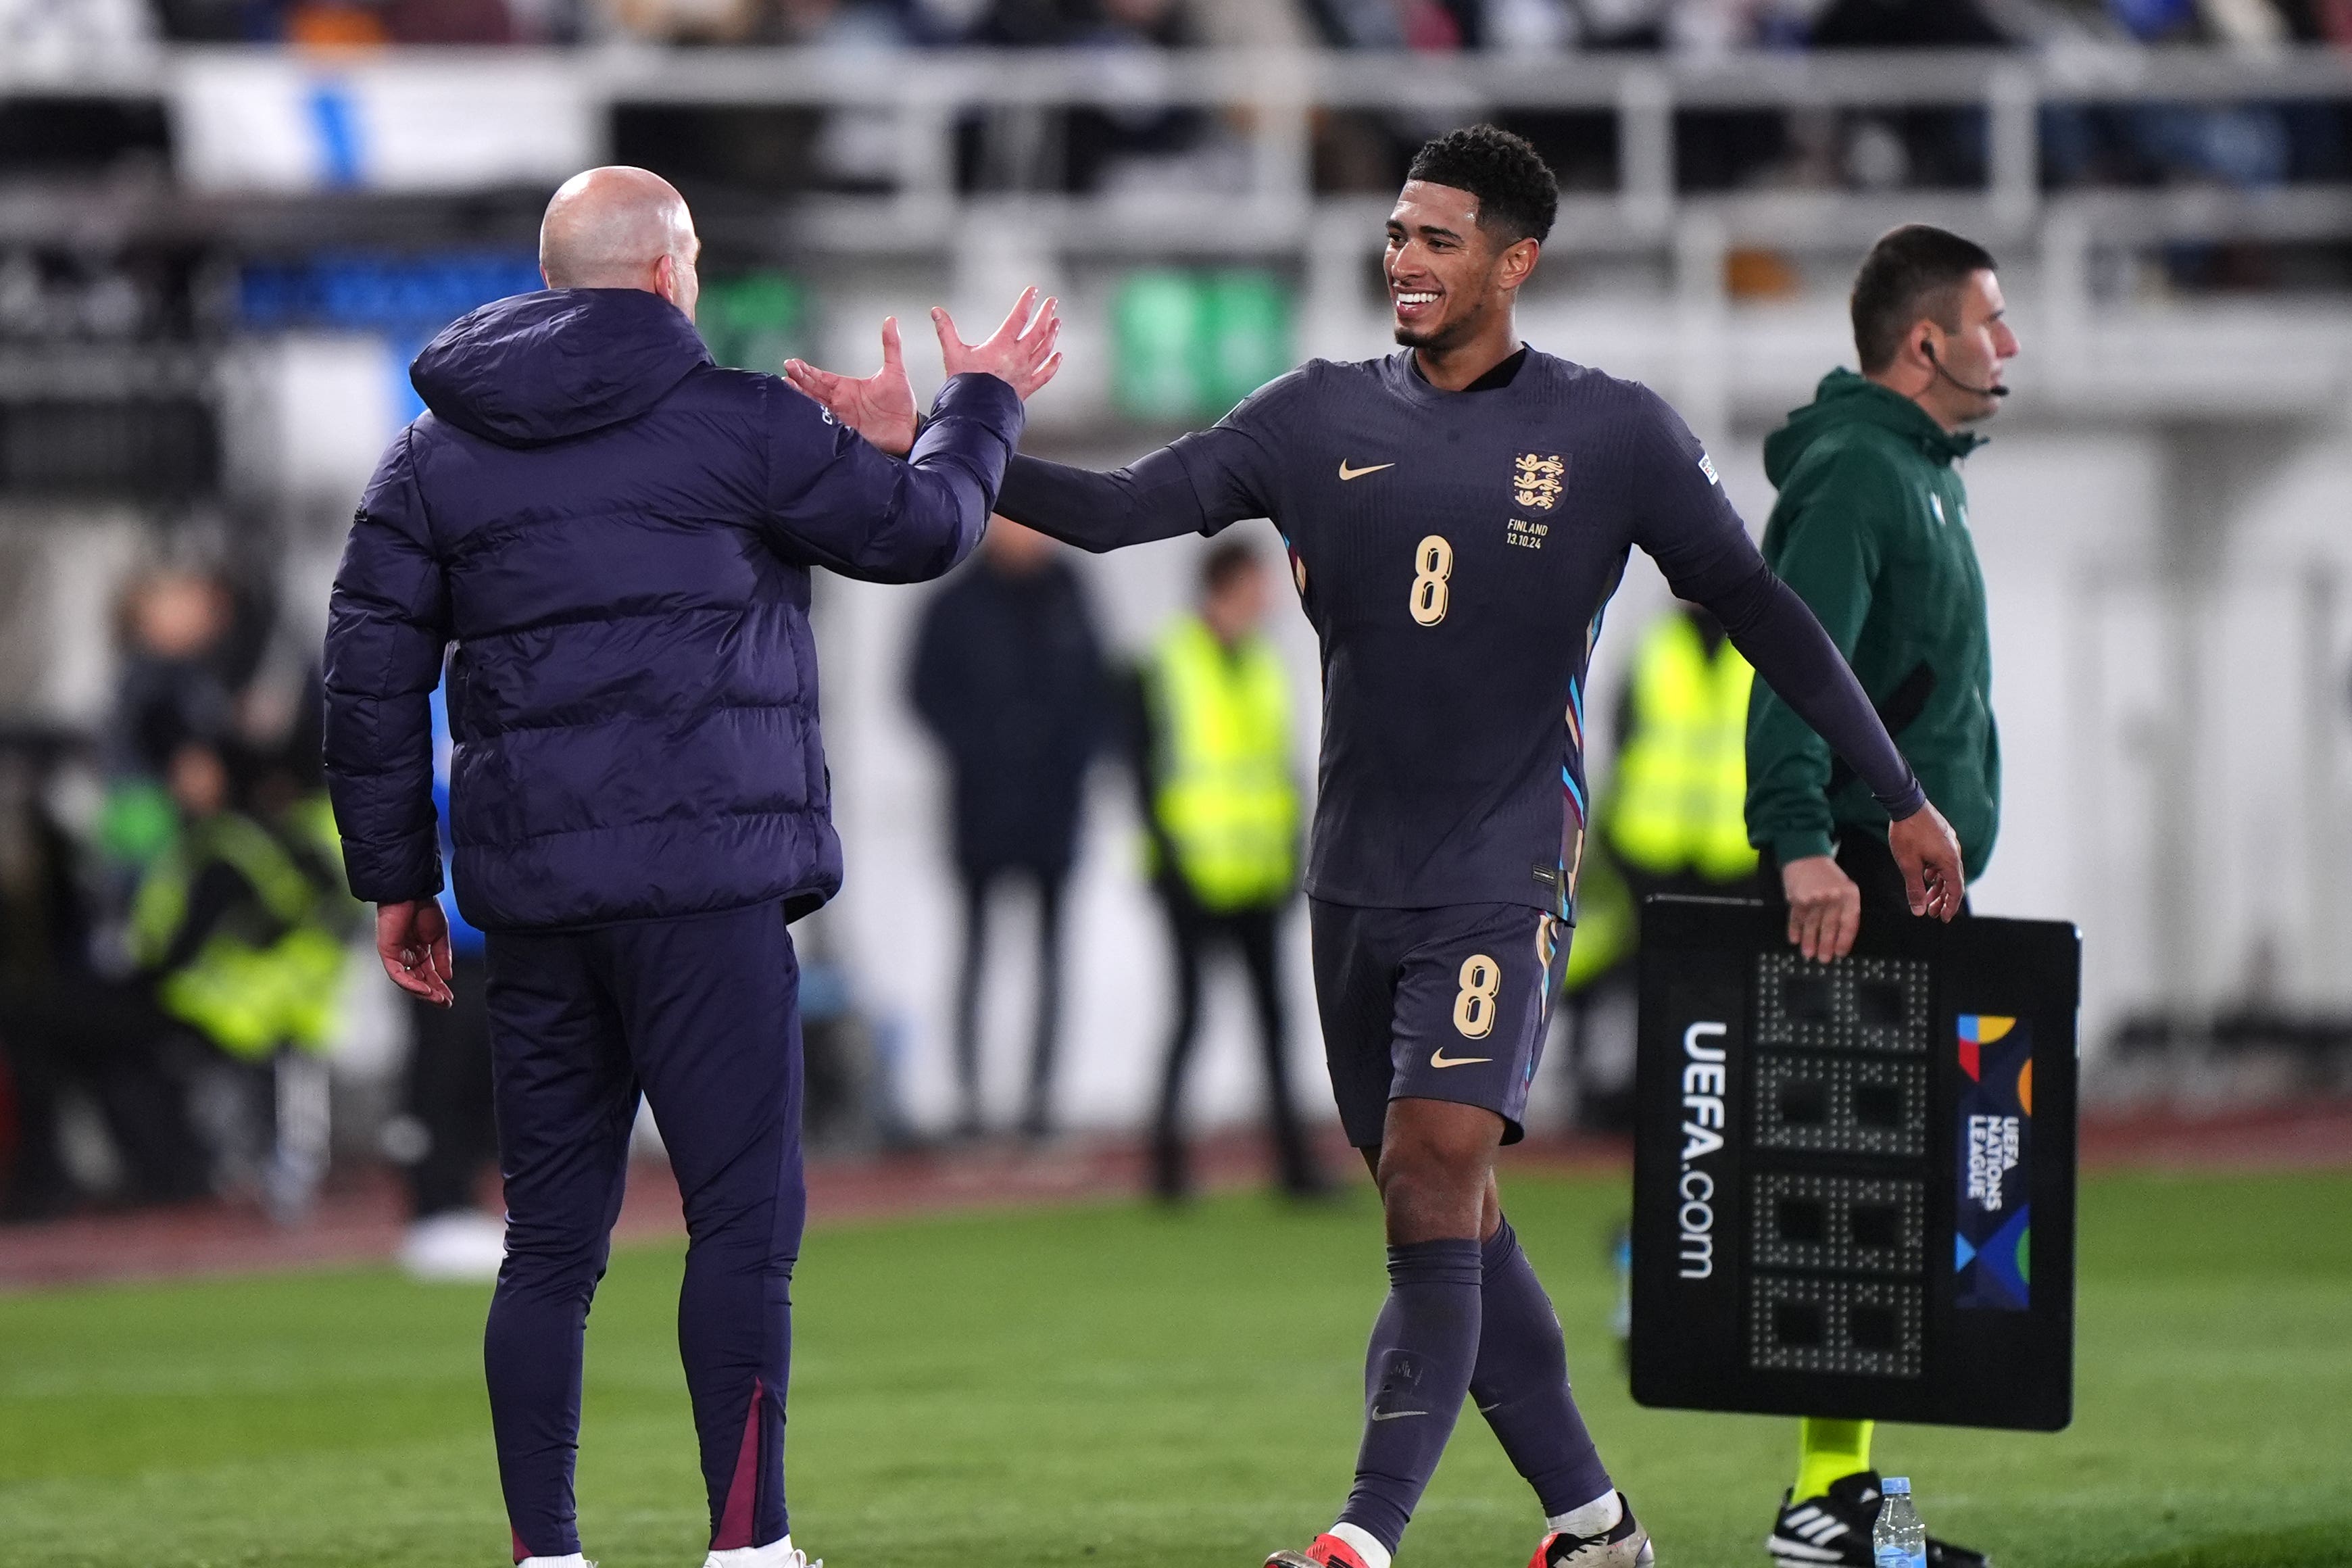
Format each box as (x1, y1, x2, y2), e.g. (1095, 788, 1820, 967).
(1384, 180, 1540, 355)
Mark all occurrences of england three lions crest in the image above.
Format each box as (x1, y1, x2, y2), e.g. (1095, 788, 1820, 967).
(1513, 453, 1565, 510)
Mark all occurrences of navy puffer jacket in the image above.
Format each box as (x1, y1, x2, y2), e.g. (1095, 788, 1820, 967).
(324, 287, 1022, 931)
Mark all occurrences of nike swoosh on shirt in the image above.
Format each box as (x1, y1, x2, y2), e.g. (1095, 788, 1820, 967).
(1338, 460, 1394, 481)
(1430, 1048, 1493, 1069)
(1368, 1408, 1429, 1421)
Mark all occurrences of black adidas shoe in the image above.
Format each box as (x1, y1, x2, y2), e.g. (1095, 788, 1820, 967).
(1766, 1472, 1988, 1567)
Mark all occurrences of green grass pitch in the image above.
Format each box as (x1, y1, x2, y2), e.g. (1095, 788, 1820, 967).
(1, 1168, 2345, 1568)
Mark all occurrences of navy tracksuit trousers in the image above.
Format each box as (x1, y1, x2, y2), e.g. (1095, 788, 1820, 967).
(483, 900, 805, 1562)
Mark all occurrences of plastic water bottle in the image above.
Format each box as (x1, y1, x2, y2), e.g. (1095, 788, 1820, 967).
(1873, 1477, 1928, 1568)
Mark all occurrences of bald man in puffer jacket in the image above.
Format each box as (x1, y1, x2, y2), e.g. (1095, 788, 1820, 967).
(324, 166, 1061, 1568)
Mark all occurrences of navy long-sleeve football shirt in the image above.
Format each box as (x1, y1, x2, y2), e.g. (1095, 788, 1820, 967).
(997, 348, 1924, 918)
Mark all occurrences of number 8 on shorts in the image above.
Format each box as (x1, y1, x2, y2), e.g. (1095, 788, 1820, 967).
(1453, 953, 1500, 1039)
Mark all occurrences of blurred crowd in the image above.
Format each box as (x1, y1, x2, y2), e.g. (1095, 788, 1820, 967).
(0, 564, 339, 1219)
(0, 556, 507, 1270)
(10, 0, 2348, 223)
(0, 564, 524, 1290)
(4, 0, 2349, 57)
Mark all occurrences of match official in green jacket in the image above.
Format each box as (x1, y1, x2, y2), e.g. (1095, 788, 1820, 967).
(1747, 224, 2018, 1568)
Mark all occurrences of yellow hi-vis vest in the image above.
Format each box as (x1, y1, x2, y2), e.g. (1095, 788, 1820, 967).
(1147, 616, 1299, 912)
(1604, 612, 1761, 882)
(128, 814, 346, 1061)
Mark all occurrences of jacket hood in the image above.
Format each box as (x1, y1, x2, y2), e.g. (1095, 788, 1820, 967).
(1763, 368, 1983, 488)
(410, 288, 710, 447)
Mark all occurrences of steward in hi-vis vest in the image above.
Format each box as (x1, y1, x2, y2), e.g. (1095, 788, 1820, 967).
(1607, 606, 1760, 886)
(128, 796, 347, 1062)
(1557, 604, 1770, 1133)
(1142, 614, 1299, 915)
(1131, 541, 1321, 1204)
(1567, 605, 1765, 996)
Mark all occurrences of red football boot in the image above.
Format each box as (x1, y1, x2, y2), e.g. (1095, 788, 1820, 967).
(1266, 1533, 1375, 1568)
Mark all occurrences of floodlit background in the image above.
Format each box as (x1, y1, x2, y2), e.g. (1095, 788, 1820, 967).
(4, 1, 2352, 1225)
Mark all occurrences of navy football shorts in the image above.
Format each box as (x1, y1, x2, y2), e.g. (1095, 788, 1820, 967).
(1310, 898, 1565, 1148)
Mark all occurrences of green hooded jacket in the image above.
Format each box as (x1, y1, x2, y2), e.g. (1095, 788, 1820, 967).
(1745, 369, 1999, 881)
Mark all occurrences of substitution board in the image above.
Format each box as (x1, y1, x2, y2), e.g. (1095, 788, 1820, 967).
(1627, 896, 2080, 1431)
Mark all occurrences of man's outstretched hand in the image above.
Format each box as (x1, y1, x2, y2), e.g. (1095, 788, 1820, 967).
(931, 286, 1061, 401)
(1889, 801, 1966, 922)
(784, 316, 918, 456)
(783, 288, 1061, 455)
(377, 898, 454, 1007)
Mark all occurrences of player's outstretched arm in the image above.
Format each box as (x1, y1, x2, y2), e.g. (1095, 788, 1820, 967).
(1625, 387, 1963, 927)
(995, 448, 1219, 554)
(997, 364, 1308, 554)
(1707, 564, 1964, 922)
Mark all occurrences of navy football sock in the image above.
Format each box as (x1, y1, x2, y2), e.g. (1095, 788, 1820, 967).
(1338, 1237, 1486, 1554)
(1470, 1217, 1612, 1517)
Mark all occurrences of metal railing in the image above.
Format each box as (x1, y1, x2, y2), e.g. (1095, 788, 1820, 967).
(5, 45, 2352, 256)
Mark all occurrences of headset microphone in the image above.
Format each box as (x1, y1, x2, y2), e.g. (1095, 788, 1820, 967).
(1925, 339, 2009, 398)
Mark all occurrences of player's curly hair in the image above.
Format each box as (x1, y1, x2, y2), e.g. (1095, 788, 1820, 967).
(1405, 125, 1559, 247)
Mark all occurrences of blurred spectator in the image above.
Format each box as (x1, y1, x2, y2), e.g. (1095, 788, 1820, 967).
(281, 0, 390, 42)
(1134, 542, 1321, 1202)
(2282, 0, 2352, 46)
(0, 735, 126, 1221)
(109, 568, 243, 784)
(122, 741, 350, 1211)
(1304, 0, 1475, 47)
(1191, 0, 1311, 45)
(0, 741, 286, 1221)
(1805, 0, 2009, 191)
(909, 518, 1106, 1138)
(1809, 0, 2006, 46)
(390, 686, 504, 1280)
(609, 0, 916, 41)
(382, 0, 516, 43)
(953, 0, 1225, 193)
(968, 0, 1199, 42)
(2038, 0, 2305, 203)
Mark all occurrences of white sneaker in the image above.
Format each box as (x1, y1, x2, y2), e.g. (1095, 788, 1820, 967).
(704, 1537, 819, 1568)
(518, 1556, 590, 1567)
(399, 1210, 507, 1282)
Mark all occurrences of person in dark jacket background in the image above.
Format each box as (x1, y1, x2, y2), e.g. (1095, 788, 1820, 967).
(323, 165, 1058, 1568)
(908, 515, 1105, 1140)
